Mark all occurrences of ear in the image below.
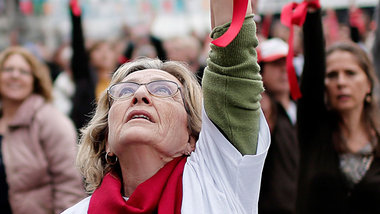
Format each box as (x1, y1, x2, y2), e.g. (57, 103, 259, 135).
(188, 136, 196, 152)
(366, 78, 372, 94)
(105, 139, 112, 154)
(184, 135, 196, 155)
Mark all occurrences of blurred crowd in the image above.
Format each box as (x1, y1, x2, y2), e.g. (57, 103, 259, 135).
(1, 0, 380, 213)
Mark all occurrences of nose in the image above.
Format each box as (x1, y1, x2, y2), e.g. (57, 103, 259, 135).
(9, 68, 21, 78)
(336, 73, 347, 86)
(131, 85, 152, 106)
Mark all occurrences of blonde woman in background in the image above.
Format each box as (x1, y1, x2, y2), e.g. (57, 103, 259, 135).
(0, 47, 85, 214)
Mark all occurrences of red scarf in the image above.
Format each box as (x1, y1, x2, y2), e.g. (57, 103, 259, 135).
(88, 156, 187, 214)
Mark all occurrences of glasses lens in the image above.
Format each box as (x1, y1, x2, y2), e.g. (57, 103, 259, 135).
(109, 82, 138, 99)
(147, 80, 178, 97)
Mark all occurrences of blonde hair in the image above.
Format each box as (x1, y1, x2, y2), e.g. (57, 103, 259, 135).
(77, 58, 202, 193)
(0, 46, 53, 101)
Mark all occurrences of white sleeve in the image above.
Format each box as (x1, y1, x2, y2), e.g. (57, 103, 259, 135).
(182, 105, 271, 214)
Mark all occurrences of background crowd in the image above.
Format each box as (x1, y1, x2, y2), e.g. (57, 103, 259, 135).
(0, 0, 380, 213)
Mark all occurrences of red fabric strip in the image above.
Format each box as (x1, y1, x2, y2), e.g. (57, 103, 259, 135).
(212, 0, 249, 47)
(280, 0, 321, 100)
(88, 156, 187, 214)
(70, 0, 81, 17)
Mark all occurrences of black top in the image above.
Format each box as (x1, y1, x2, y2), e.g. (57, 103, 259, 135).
(259, 101, 299, 214)
(297, 10, 380, 214)
(0, 135, 12, 213)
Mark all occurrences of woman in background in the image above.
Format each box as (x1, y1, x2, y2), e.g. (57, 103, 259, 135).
(0, 47, 85, 214)
(297, 3, 380, 213)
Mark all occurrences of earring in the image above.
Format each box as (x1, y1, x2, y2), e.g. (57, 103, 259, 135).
(105, 152, 118, 165)
(365, 93, 372, 103)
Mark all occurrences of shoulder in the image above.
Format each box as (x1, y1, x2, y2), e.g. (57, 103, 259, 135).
(62, 196, 91, 214)
(35, 100, 74, 127)
(33, 100, 77, 140)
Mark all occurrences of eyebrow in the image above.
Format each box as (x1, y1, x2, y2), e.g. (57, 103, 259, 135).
(125, 77, 169, 83)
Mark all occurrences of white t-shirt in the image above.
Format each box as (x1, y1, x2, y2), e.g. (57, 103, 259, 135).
(62, 106, 270, 214)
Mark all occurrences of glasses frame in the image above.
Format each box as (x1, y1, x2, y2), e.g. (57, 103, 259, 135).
(107, 80, 190, 113)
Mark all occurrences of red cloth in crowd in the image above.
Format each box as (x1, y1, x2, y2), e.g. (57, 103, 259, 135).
(280, 0, 321, 100)
(70, 0, 81, 17)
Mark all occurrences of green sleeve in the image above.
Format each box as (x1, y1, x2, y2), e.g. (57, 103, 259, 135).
(202, 15, 263, 155)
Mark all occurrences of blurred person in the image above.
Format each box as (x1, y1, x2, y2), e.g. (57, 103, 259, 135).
(258, 38, 299, 214)
(271, 20, 290, 43)
(52, 43, 75, 115)
(297, 3, 380, 213)
(0, 46, 85, 214)
(164, 35, 203, 82)
(88, 41, 118, 100)
(122, 24, 167, 63)
(348, 6, 374, 47)
(63, 0, 270, 213)
(69, 3, 118, 130)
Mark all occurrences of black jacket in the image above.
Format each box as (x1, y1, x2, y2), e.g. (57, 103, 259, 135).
(259, 101, 299, 214)
(297, 10, 380, 214)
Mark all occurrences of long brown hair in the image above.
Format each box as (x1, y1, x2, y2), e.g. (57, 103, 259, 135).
(326, 42, 380, 156)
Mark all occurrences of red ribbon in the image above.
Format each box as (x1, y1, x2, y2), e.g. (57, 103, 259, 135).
(70, 0, 81, 17)
(212, 0, 249, 47)
(280, 0, 320, 100)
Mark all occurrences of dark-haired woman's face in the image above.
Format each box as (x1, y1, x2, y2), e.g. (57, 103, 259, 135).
(325, 50, 370, 113)
(0, 54, 34, 103)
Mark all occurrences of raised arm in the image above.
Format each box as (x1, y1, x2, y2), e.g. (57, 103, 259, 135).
(70, 1, 91, 81)
(298, 5, 327, 143)
(203, 0, 263, 155)
(69, 1, 97, 130)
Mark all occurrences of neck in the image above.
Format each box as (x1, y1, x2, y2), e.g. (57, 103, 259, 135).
(97, 69, 111, 79)
(118, 145, 173, 197)
(338, 106, 370, 152)
(1, 99, 22, 120)
(0, 99, 23, 133)
(273, 92, 290, 109)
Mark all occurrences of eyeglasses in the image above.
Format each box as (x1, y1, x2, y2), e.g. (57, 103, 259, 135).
(1, 67, 32, 76)
(107, 80, 189, 113)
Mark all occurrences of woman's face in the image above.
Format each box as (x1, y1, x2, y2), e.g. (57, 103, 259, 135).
(325, 50, 371, 113)
(262, 58, 289, 95)
(0, 54, 34, 103)
(90, 43, 116, 71)
(107, 69, 190, 159)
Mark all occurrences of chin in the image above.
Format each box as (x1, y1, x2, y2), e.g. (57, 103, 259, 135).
(119, 126, 156, 145)
(333, 105, 356, 113)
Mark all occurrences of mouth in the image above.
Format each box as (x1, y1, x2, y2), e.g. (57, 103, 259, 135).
(127, 110, 155, 123)
(337, 95, 350, 100)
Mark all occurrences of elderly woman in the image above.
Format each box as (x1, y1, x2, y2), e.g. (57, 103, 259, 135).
(63, 0, 270, 213)
(0, 46, 86, 213)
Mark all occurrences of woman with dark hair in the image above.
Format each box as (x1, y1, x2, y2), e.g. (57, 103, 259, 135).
(297, 2, 380, 213)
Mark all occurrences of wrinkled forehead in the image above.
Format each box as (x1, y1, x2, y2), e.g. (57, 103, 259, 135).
(122, 69, 183, 86)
